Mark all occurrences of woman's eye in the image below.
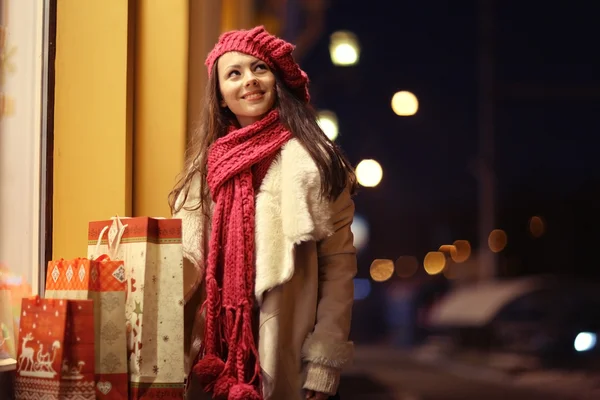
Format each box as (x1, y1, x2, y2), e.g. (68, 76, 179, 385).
(228, 70, 240, 78)
(255, 64, 268, 71)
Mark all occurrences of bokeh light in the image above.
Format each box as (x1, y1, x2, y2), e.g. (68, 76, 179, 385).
(451, 240, 471, 263)
(329, 31, 360, 66)
(395, 255, 419, 278)
(351, 214, 369, 252)
(317, 110, 339, 141)
(370, 259, 394, 282)
(353, 278, 371, 300)
(356, 159, 383, 187)
(424, 251, 446, 275)
(391, 91, 419, 116)
(488, 229, 508, 253)
(529, 216, 545, 238)
(438, 244, 456, 258)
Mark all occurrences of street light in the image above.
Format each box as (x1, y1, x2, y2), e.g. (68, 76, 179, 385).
(316, 110, 338, 141)
(356, 159, 382, 187)
(391, 91, 419, 116)
(329, 31, 360, 66)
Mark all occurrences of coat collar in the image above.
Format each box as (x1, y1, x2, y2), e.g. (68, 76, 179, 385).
(254, 138, 333, 303)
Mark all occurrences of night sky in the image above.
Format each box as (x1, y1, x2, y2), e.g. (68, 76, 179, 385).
(297, 1, 600, 278)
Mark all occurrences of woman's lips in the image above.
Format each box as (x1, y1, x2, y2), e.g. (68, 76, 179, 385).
(242, 91, 265, 101)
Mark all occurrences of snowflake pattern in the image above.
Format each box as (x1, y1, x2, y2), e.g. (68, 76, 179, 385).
(101, 353, 122, 373)
(101, 321, 121, 345)
(153, 365, 159, 375)
(163, 335, 169, 342)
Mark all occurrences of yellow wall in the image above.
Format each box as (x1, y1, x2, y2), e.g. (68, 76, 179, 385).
(53, 0, 253, 259)
(133, 0, 188, 218)
(53, 0, 134, 258)
(221, 0, 255, 31)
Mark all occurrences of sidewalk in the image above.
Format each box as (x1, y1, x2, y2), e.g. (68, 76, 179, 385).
(405, 343, 600, 399)
(346, 344, 577, 400)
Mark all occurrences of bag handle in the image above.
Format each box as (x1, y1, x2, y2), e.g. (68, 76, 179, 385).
(93, 215, 129, 259)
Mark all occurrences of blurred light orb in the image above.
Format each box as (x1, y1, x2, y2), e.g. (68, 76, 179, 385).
(370, 259, 394, 282)
(438, 244, 457, 257)
(351, 214, 369, 252)
(353, 278, 371, 300)
(529, 216, 545, 238)
(452, 240, 471, 263)
(424, 251, 446, 275)
(329, 31, 360, 66)
(395, 255, 419, 278)
(488, 229, 508, 253)
(317, 110, 339, 141)
(356, 159, 383, 187)
(391, 91, 419, 116)
(574, 332, 597, 352)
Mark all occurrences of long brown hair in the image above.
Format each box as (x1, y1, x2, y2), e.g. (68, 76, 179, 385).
(168, 64, 356, 215)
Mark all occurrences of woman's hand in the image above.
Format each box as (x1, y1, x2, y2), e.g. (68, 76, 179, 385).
(305, 390, 329, 400)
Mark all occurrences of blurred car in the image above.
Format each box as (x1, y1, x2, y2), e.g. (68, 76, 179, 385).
(425, 276, 600, 371)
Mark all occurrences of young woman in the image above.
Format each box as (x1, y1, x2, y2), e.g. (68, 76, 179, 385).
(170, 26, 357, 400)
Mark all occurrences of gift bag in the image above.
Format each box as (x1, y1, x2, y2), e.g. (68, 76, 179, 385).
(14, 296, 95, 399)
(45, 257, 129, 399)
(88, 216, 185, 399)
(61, 299, 96, 399)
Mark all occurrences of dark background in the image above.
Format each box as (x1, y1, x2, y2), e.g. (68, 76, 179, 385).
(290, 0, 600, 280)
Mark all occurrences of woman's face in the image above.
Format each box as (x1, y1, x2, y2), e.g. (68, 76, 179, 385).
(217, 52, 276, 128)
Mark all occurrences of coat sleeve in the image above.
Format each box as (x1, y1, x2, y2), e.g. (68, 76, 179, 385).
(173, 174, 210, 373)
(172, 173, 208, 304)
(302, 187, 357, 395)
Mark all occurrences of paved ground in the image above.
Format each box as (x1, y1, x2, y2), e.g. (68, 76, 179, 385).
(338, 345, 599, 400)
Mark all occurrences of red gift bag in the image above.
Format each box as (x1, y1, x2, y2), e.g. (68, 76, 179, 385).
(46, 257, 128, 399)
(61, 300, 96, 399)
(14, 296, 95, 399)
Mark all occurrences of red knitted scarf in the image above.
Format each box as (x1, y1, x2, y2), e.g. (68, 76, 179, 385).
(193, 110, 292, 400)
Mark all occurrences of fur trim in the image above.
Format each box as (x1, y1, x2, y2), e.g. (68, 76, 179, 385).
(254, 139, 333, 304)
(280, 139, 333, 243)
(301, 333, 354, 369)
(174, 174, 208, 303)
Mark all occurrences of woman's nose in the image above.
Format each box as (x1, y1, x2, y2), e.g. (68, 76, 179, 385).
(245, 77, 258, 87)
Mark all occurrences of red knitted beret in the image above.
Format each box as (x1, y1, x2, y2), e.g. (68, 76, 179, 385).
(205, 26, 310, 103)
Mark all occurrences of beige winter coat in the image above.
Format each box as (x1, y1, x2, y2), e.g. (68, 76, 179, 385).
(174, 138, 357, 399)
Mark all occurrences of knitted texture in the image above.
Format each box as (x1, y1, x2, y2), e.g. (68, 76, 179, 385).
(205, 25, 310, 103)
(193, 109, 292, 399)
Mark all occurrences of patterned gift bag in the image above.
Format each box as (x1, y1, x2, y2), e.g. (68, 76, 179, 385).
(88, 217, 185, 399)
(45, 258, 128, 399)
(14, 296, 95, 399)
(61, 300, 96, 399)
